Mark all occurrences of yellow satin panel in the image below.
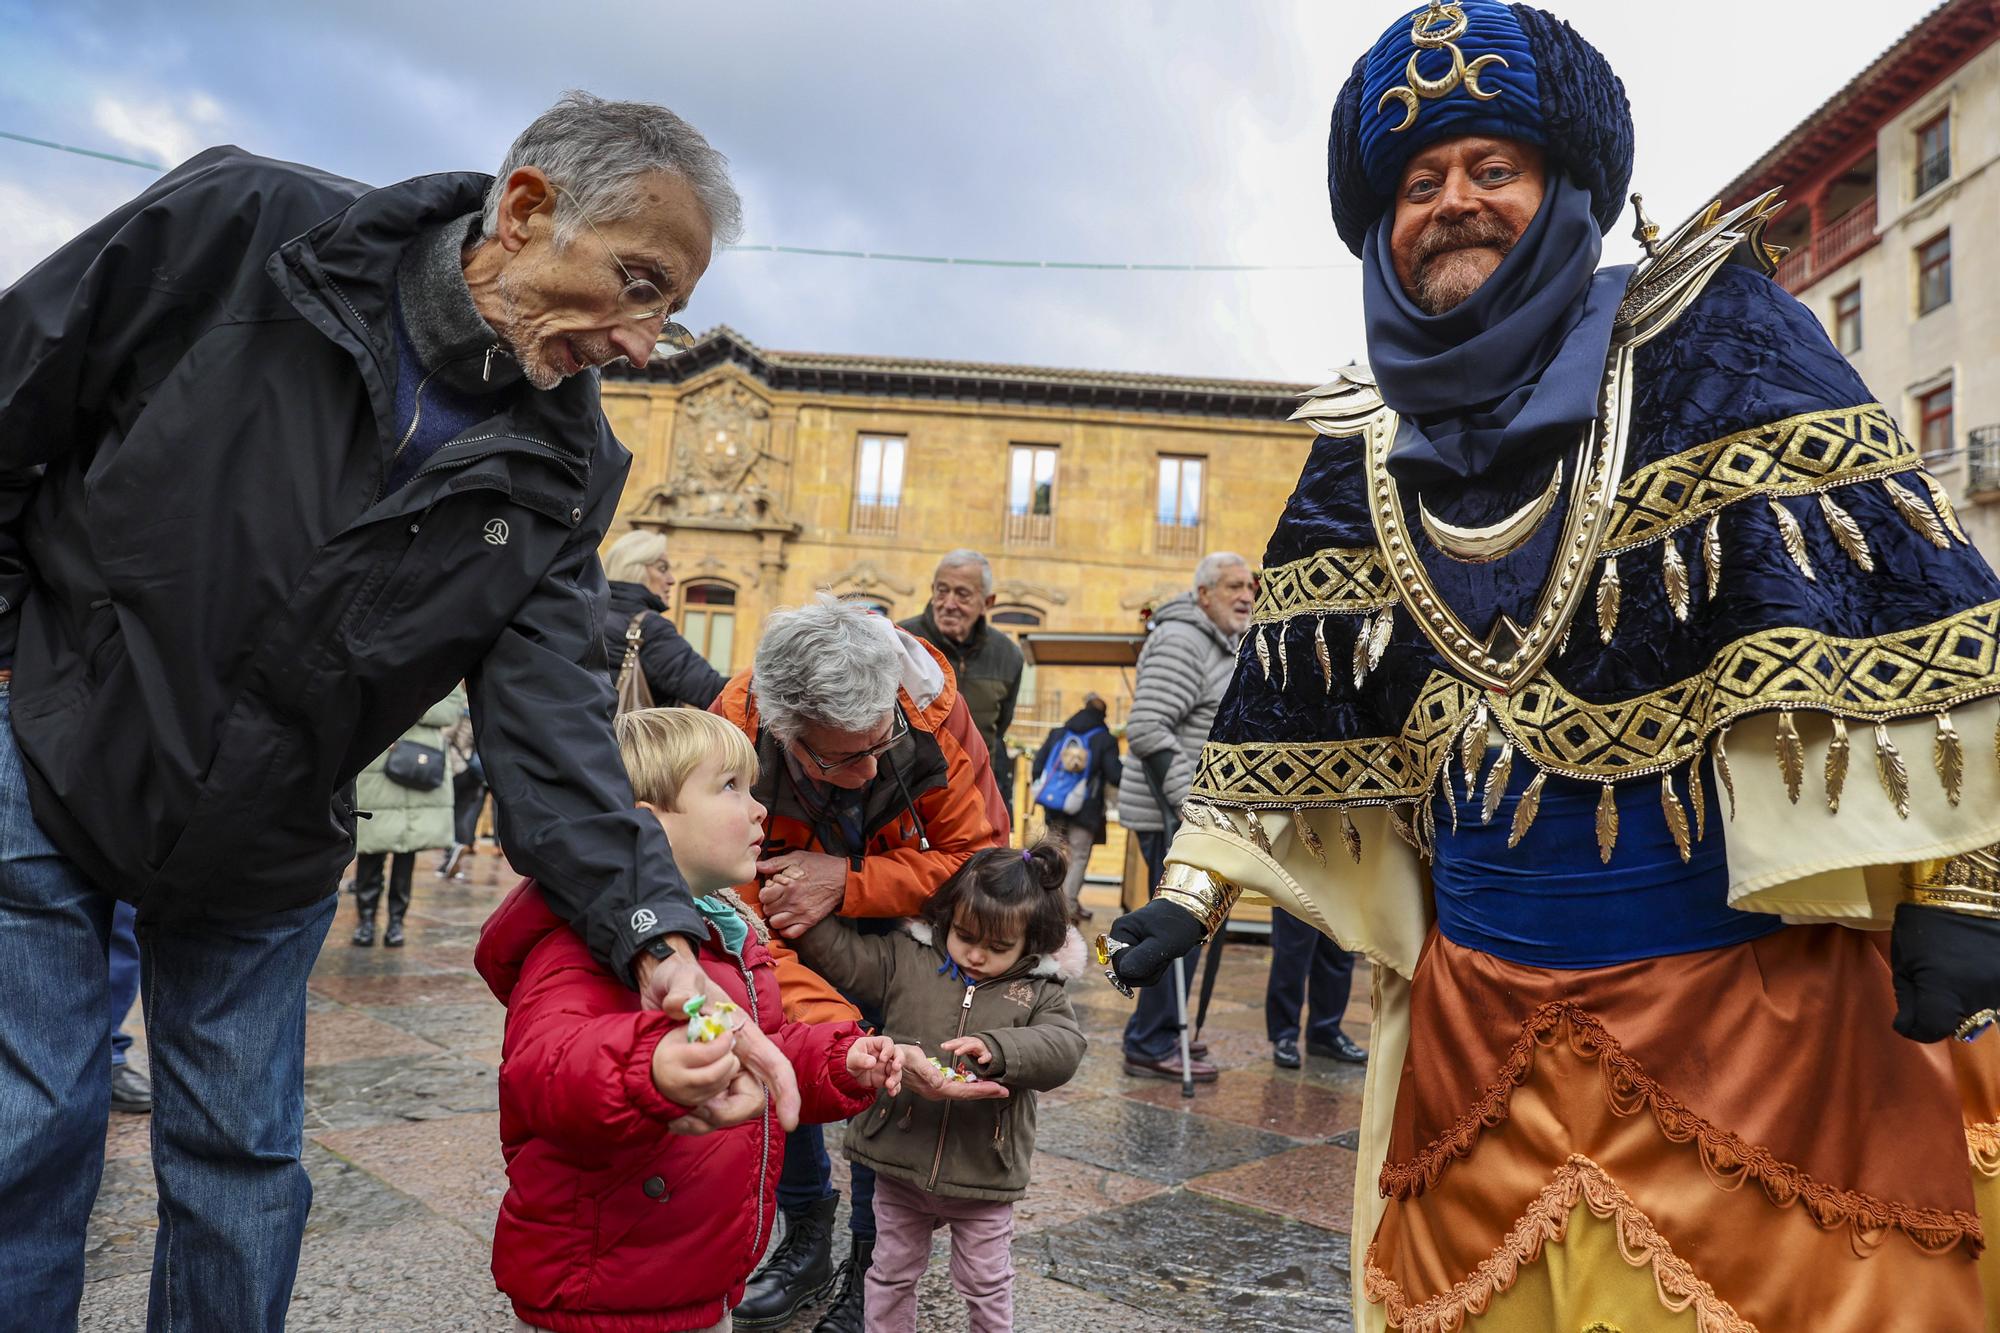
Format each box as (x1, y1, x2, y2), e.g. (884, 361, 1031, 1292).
(1461, 1205, 1706, 1333)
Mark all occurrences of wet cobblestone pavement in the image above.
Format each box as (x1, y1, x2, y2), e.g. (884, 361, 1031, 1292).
(82, 858, 1371, 1331)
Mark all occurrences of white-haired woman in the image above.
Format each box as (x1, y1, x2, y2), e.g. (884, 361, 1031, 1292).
(600, 530, 727, 709)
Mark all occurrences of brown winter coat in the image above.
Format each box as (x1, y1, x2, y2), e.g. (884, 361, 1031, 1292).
(793, 915, 1088, 1202)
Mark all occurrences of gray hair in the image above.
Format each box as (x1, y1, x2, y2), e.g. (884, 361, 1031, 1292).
(485, 91, 744, 252)
(753, 596, 903, 743)
(602, 529, 667, 584)
(933, 549, 993, 596)
(1193, 551, 1249, 591)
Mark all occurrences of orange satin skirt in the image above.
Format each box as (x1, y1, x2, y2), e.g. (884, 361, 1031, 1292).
(1362, 926, 2000, 1332)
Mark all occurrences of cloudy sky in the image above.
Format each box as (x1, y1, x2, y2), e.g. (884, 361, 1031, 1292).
(0, 0, 1933, 383)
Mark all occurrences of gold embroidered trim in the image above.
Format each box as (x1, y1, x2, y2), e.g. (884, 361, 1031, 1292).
(1604, 404, 1917, 553)
(1380, 1002, 1984, 1254)
(1252, 547, 1398, 623)
(1364, 1154, 1755, 1333)
(1967, 1121, 2000, 1178)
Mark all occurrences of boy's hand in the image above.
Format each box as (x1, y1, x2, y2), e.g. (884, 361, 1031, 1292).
(940, 1035, 992, 1066)
(650, 1025, 743, 1109)
(636, 939, 802, 1133)
(845, 1034, 903, 1095)
(899, 1042, 1011, 1102)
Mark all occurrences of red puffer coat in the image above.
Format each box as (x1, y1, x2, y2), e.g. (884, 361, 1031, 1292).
(475, 880, 873, 1333)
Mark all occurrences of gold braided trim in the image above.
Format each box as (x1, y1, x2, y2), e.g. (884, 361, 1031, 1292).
(1194, 601, 2000, 802)
(1251, 545, 1397, 623)
(1191, 674, 1475, 806)
(1604, 403, 1916, 553)
(1968, 1122, 2000, 1178)
(1363, 1153, 1754, 1333)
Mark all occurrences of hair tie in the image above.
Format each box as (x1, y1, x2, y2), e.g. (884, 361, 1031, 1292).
(1022, 849, 1035, 865)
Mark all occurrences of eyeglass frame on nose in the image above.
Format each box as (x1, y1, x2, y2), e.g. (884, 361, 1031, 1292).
(545, 181, 698, 352)
(794, 711, 909, 775)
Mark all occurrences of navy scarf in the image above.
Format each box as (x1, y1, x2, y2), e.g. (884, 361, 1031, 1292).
(1362, 175, 1632, 484)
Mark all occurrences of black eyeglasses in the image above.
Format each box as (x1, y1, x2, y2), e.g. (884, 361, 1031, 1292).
(547, 182, 697, 351)
(795, 712, 909, 775)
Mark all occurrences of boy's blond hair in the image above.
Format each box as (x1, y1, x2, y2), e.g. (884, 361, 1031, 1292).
(614, 707, 760, 810)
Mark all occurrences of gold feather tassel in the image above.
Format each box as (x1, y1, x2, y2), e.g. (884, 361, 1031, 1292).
(1936, 711, 1964, 807)
(1387, 802, 1417, 851)
(1825, 715, 1850, 813)
(1662, 539, 1691, 622)
(1920, 471, 1970, 544)
(1703, 513, 1723, 601)
(1277, 630, 1290, 693)
(1368, 605, 1394, 671)
(1875, 722, 1911, 819)
(1769, 499, 1816, 581)
(1596, 781, 1619, 864)
(1661, 773, 1692, 863)
(1352, 619, 1371, 691)
(1596, 556, 1621, 644)
(1292, 812, 1326, 867)
(1817, 491, 1874, 572)
(1884, 476, 1951, 549)
(1314, 616, 1332, 694)
(1688, 755, 1708, 843)
(1417, 790, 1437, 861)
(1440, 754, 1459, 835)
(1460, 699, 1490, 803)
(1776, 709, 1805, 804)
(1558, 617, 1574, 657)
(1244, 809, 1273, 854)
(1339, 808, 1362, 864)
(1481, 740, 1514, 826)
(1714, 727, 1738, 820)
(1254, 626, 1272, 681)
(1507, 770, 1546, 849)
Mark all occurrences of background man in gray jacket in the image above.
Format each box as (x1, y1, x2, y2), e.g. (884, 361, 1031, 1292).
(1115, 552, 1253, 1081)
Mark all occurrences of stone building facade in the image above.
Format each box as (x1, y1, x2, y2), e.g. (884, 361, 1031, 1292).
(1720, 0, 2000, 555)
(598, 327, 1310, 759)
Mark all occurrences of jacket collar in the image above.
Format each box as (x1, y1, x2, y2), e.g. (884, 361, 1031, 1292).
(918, 604, 987, 658)
(395, 211, 523, 395)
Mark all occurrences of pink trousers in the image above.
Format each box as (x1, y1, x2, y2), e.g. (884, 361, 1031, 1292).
(866, 1173, 1015, 1332)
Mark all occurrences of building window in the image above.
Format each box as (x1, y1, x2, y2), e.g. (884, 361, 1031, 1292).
(1005, 445, 1058, 545)
(852, 434, 905, 535)
(1156, 455, 1204, 559)
(1833, 284, 1862, 354)
(989, 605, 1044, 630)
(1915, 111, 1951, 197)
(1917, 381, 1956, 464)
(680, 583, 738, 674)
(1916, 232, 1952, 315)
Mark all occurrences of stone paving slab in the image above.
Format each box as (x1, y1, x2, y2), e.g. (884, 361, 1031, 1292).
(1035, 1095, 1302, 1185)
(1018, 1189, 1354, 1333)
(1187, 1141, 1361, 1234)
(307, 969, 496, 1008)
(1013, 1150, 1169, 1234)
(303, 1051, 500, 1131)
(314, 1111, 510, 1243)
(305, 1007, 443, 1067)
(1124, 1066, 1362, 1140)
(359, 999, 507, 1052)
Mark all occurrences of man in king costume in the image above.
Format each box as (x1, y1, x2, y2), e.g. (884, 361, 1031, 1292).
(1103, 4, 2000, 1329)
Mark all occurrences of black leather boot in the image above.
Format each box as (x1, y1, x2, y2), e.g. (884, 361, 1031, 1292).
(733, 1195, 838, 1328)
(810, 1238, 872, 1333)
(351, 854, 384, 946)
(384, 852, 414, 947)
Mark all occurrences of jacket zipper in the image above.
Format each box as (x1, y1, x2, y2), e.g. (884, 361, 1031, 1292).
(730, 946, 772, 1261)
(926, 981, 980, 1192)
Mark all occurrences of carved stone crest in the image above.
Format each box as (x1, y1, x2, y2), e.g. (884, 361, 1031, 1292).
(635, 378, 791, 528)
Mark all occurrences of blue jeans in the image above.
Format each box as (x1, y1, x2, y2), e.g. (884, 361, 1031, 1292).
(1122, 830, 1203, 1062)
(0, 686, 337, 1331)
(109, 900, 140, 1065)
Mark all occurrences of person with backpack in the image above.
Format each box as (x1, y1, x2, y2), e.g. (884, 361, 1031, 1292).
(1029, 693, 1122, 922)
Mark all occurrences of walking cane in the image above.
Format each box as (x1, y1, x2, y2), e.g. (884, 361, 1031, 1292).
(1137, 762, 1198, 1100)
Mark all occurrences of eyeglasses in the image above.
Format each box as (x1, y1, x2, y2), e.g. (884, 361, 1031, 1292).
(547, 182, 697, 352)
(796, 712, 909, 775)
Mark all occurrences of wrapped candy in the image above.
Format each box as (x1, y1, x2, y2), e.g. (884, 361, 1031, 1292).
(926, 1056, 978, 1084)
(682, 994, 745, 1043)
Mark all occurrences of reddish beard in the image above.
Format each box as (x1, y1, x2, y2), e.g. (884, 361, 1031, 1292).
(1408, 215, 1517, 314)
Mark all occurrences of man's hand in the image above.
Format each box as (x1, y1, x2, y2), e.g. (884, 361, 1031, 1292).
(636, 936, 802, 1130)
(666, 1066, 770, 1138)
(939, 1035, 993, 1067)
(898, 1042, 1010, 1101)
(1104, 898, 1206, 989)
(1892, 903, 2000, 1042)
(757, 850, 848, 939)
(846, 1034, 904, 1095)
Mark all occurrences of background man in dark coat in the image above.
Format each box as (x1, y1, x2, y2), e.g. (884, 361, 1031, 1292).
(901, 549, 1023, 825)
(0, 93, 796, 1328)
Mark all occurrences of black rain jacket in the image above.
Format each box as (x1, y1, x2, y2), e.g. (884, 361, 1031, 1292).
(600, 580, 727, 709)
(0, 147, 703, 975)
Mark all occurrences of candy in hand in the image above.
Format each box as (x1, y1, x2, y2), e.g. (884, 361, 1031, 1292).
(926, 1055, 979, 1084)
(682, 994, 746, 1043)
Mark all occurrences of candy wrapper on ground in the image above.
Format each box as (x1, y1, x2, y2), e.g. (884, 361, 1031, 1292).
(682, 994, 744, 1043)
(926, 1056, 978, 1083)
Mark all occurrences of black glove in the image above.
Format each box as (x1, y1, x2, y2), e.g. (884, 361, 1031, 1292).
(1891, 902, 2000, 1042)
(1106, 897, 1206, 989)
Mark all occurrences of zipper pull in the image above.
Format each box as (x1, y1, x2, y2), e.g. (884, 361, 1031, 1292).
(962, 984, 976, 1010)
(483, 346, 496, 382)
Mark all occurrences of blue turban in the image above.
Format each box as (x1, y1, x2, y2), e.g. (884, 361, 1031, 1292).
(1327, 2, 1632, 256)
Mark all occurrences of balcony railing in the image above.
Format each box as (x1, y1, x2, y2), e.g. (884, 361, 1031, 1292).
(1004, 510, 1055, 546)
(1774, 195, 1878, 293)
(1969, 426, 2000, 498)
(1915, 149, 1952, 198)
(1155, 520, 1203, 560)
(852, 500, 900, 535)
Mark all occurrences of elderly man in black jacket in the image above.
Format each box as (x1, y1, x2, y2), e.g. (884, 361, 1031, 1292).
(0, 93, 796, 1327)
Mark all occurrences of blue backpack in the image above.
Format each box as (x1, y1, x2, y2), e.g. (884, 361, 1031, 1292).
(1034, 725, 1106, 817)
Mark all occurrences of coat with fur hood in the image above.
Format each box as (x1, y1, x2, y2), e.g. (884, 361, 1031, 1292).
(474, 879, 874, 1333)
(711, 621, 1010, 1024)
(793, 913, 1088, 1202)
